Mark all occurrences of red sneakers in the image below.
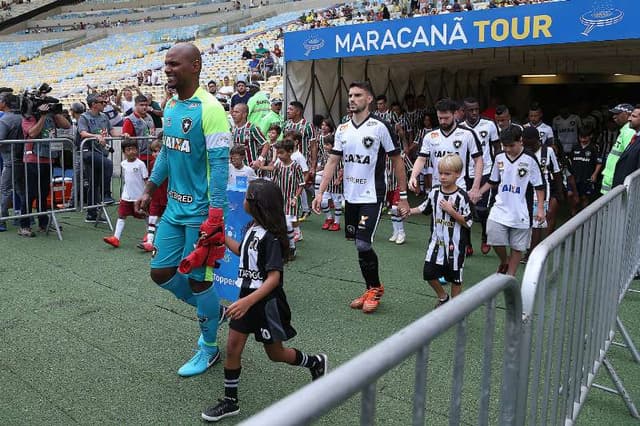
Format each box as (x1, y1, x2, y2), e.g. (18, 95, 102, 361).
(481, 242, 491, 255)
(321, 218, 334, 230)
(103, 236, 120, 248)
(328, 222, 340, 231)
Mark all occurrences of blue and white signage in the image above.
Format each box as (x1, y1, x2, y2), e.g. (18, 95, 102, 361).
(284, 0, 640, 62)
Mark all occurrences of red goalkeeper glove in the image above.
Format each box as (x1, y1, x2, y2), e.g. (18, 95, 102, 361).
(178, 208, 226, 274)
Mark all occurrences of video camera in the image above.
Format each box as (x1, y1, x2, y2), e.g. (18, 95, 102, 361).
(20, 83, 63, 117)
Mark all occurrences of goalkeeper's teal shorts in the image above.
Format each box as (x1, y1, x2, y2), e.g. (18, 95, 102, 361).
(151, 219, 209, 282)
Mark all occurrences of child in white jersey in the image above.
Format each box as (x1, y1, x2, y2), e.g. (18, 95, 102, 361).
(478, 127, 546, 276)
(228, 144, 257, 189)
(201, 179, 327, 422)
(103, 138, 148, 248)
(408, 154, 473, 307)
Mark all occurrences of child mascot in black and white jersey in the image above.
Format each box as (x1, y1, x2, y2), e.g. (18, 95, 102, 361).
(201, 179, 327, 422)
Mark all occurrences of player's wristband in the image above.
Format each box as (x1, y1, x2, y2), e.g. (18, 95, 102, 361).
(399, 191, 408, 200)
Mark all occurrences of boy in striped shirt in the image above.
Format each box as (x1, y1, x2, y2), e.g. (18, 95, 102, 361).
(408, 154, 473, 308)
(260, 137, 305, 260)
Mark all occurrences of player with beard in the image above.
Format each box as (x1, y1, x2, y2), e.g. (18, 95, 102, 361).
(312, 81, 409, 314)
(410, 99, 483, 204)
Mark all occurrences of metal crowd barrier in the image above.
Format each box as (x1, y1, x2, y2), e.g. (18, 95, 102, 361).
(517, 168, 640, 425)
(78, 136, 156, 231)
(0, 138, 76, 240)
(241, 274, 522, 426)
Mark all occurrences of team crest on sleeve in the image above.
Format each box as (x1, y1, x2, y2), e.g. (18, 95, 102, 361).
(453, 140, 462, 149)
(181, 118, 193, 134)
(165, 117, 172, 127)
(518, 167, 528, 177)
(362, 136, 374, 148)
(480, 131, 488, 138)
(498, 161, 504, 170)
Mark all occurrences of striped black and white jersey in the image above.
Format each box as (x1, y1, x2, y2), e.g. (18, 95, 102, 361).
(532, 145, 560, 203)
(418, 124, 482, 190)
(418, 186, 473, 271)
(333, 114, 400, 203)
(461, 118, 499, 177)
(237, 224, 284, 290)
(488, 150, 545, 229)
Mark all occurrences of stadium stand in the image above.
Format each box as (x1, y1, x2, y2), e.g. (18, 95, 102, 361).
(0, 0, 565, 112)
(0, 0, 58, 22)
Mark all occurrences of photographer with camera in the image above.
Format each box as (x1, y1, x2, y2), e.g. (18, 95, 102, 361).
(77, 93, 119, 222)
(0, 92, 25, 233)
(20, 89, 70, 236)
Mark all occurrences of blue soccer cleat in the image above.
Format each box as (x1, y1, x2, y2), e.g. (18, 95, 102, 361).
(178, 346, 220, 377)
(439, 276, 448, 285)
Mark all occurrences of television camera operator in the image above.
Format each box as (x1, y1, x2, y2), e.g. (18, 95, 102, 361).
(20, 83, 70, 236)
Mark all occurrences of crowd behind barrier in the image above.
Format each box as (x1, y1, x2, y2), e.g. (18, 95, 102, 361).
(242, 169, 640, 424)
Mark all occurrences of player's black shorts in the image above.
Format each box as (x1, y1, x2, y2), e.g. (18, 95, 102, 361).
(423, 261, 463, 285)
(344, 201, 384, 243)
(576, 180, 596, 197)
(230, 287, 297, 344)
(465, 175, 491, 210)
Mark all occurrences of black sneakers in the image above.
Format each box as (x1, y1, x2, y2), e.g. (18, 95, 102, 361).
(435, 294, 450, 308)
(310, 353, 328, 381)
(201, 398, 240, 422)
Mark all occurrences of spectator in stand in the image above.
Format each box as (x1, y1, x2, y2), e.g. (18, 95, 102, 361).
(272, 43, 282, 58)
(102, 91, 124, 127)
(117, 87, 140, 116)
(262, 53, 275, 76)
(218, 76, 235, 99)
(255, 42, 269, 59)
(248, 54, 261, 73)
(145, 93, 163, 129)
(78, 93, 119, 221)
(207, 80, 217, 96)
(230, 80, 251, 108)
(122, 95, 156, 164)
(241, 46, 253, 60)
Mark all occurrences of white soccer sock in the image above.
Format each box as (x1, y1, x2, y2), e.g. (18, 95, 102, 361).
(147, 215, 158, 244)
(286, 218, 295, 248)
(294, 226, 301, 234)
(114, 218, 125, 240)
(300, 190, 310, 212)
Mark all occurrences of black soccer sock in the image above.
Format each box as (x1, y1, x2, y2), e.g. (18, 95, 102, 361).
(224, 368, 241, 401)
(293, 349, 319, 368)
(478, 209, 489, 242)
(358, 249, 381, 288)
